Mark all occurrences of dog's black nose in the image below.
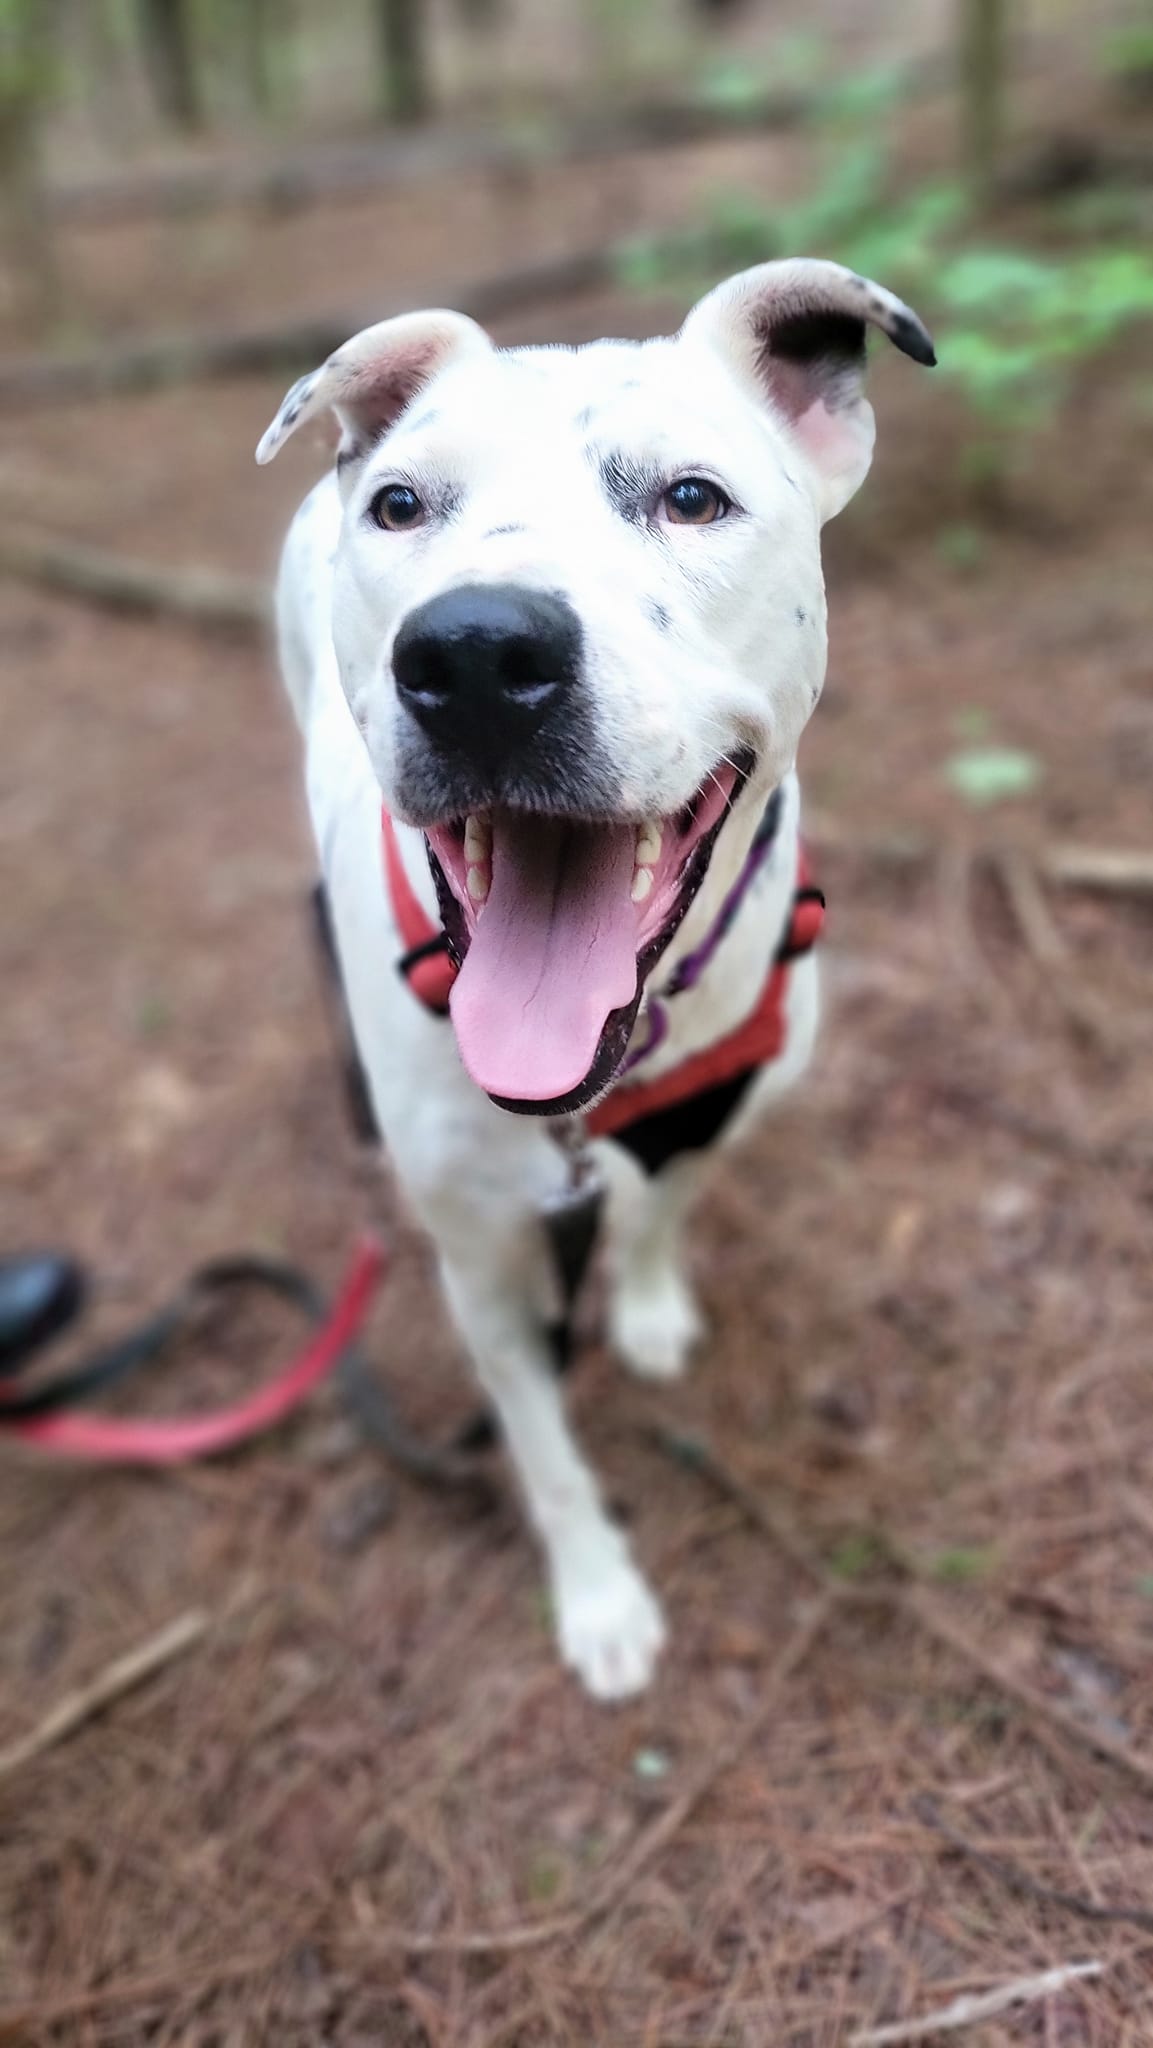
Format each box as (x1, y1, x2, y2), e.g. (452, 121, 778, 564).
(392, 584, 582, 754)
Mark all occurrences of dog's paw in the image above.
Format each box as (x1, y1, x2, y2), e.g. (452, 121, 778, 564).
(610, 1274, 705, 1382)
(556, 1561, 667, 1701)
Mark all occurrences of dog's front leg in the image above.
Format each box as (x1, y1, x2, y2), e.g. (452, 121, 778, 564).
(436, 1226, 665, 1700)
(601, 1147, 707, 1382)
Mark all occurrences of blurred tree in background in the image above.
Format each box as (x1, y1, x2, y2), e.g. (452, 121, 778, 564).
(0, 0, 59, 322)
(958, 0, 1007, 201)
(137, 0, 201, 128)
(0, 0, 1150, 540)
(373, 0, 429, 123)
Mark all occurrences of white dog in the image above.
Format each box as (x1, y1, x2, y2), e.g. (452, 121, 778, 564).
(257, 259, 933, 1700)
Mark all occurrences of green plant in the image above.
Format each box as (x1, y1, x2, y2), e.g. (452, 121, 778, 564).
(946, 743, 1042, 807)
(926, 1543, 998, 1583)
(617, 51, 1153, 510)
(1101, 24, 1153, 85)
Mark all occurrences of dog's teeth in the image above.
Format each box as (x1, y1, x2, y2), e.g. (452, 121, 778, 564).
(464, 814, 491, 863)
(635, 822, 663, 866)
(466, 864, 490, 903)
(631, 866, 654, 904)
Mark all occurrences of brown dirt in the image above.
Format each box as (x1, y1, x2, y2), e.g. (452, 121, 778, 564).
(3, 120, 1153, 2048)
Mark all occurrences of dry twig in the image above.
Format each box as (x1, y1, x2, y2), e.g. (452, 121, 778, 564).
(0, 1609, 210, 1782)
(904, 1590, 1153, 1796)
(649, 1429, 1153, 1795)
(848, 1960, 1103, 2044)
(993, 848, 1118, 1049)
(0, 1940, 307, 2037)
(808, 815, 1153, 902)
(345, 1592, 836, 1958)
(913, 1795, 1153, 1934)
(936, 836, 1017, 1027)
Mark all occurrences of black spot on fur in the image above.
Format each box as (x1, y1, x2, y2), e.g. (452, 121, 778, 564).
(889, 308, 937, 367)
(762, 309, 867, 374)
(647, 600, 671, 632)
(576, 406, 596, 429)
(755, 309, 869, 418)
(795, 605, 807, 626)
(594, 449, 663, 526)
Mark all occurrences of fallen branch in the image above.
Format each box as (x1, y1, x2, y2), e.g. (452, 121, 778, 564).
(44, 90, 815, 227)
(0, 1938, 308, 2036)
(903, 1588, 1153, 1796)
(0, 534, 268, 630)
(993, 849, 1121, 1049)
(0, 1609, 210, 1781)
(808, 815, 1153, 902)
(0, 249, 614, 406)
(849, 1961, 1103, 2046)
(344, 1592, 835, 1958)
(913, 1794, 1153, 1935)
(1042, 844, 1153, 897)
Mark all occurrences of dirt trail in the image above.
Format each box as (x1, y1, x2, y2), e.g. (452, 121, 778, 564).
(2, 146, 1153, 2046)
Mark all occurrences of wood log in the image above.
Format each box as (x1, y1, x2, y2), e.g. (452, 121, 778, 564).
(0, 534, 268, 631)
(43, 89, 813, 226)
(0, 248, 616, 406)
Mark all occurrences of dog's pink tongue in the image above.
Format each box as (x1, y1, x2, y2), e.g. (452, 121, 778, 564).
(450, 815, 638, 1102)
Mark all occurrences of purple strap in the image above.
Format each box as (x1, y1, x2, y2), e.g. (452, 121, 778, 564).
(620, 788, 783, 1078)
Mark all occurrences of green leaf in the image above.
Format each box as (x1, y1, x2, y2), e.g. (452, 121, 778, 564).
(1101, 26, 1153, 78)
(815, 59, 911, 125)
(827, 1531, 884, 1580)
(946, 746, 1043, 807)
(936, 524, 986, 573)
(936, 248, 1061, 314)
(928, 1544, 998, 1583)
(614, 237, 669, 293)
(697, 59, 771, 113)
(633, 1747, 671, 1780)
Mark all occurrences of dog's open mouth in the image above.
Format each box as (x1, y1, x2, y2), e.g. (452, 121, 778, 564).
(423, 756, 750, 1115)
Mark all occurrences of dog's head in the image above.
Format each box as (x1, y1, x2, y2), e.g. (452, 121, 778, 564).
(258, 260, 933, 1115)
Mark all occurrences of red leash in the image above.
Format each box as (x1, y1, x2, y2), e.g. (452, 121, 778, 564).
(0, 1236, 385, 1467)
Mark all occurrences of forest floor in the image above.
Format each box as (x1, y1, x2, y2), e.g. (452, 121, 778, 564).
(2, 93, 1153, 2048)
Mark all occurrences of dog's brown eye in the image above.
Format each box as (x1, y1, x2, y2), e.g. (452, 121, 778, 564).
(371, 485, 425, 532)
(662, 478, 729, 526)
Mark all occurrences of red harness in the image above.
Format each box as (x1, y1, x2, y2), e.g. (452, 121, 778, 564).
(381, 808, 824, 1137)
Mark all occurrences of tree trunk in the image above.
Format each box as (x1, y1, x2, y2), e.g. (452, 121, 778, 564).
(240, 0, 276, 115)
(958, 0, 1007, 202)
(453, 0, 504, 27)
(374, 0, 430, 125)
(0, 0, 60, 331)
(137, 0, 201, 130)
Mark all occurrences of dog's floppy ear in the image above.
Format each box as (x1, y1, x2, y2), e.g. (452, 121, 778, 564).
(255, 309, 492, 467)
(681, 258, 935, 522)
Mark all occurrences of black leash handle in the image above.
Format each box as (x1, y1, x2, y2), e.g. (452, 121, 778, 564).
(0, 1251, 492, 1492)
